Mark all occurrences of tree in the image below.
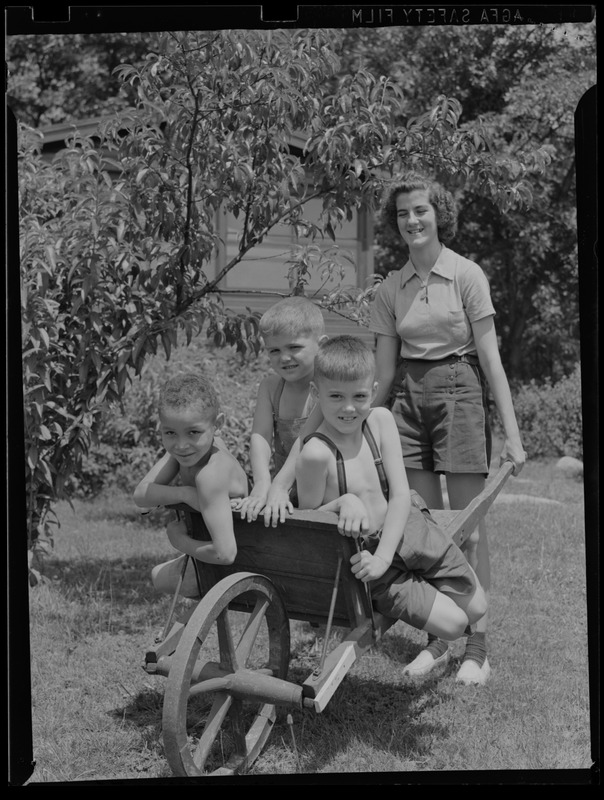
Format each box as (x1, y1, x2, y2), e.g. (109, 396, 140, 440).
(18, 28, 549, 552)
(6, 32, 157, 128)
(340, 22, 596, 382)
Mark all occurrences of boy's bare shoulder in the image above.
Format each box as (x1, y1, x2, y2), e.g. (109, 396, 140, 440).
(298, 433, 332, 465)
(194, 444, 240, 484)
(367, 406, 395, 427)
(258, 372, 280, 394)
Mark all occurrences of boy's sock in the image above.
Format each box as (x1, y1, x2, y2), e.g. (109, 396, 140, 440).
(463, 631, 487, 667)
(425, 634, 448, 659)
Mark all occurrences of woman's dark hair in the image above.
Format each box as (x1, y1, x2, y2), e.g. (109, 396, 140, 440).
(381, 171, 458, 244)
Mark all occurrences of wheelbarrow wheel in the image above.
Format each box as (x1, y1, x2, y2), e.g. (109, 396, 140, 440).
(162, 571, 290, 777)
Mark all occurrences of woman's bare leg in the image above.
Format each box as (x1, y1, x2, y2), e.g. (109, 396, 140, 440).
(405, 468, 444, 507)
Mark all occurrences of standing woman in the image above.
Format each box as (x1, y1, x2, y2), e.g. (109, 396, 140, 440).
(370, 171, 526, 685)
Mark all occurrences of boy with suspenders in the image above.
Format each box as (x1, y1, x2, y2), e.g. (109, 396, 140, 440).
(295, 336, 488, 655)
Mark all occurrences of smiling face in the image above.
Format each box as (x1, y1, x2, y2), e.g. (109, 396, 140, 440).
(263, 332, 322, 384)
(159, 404, 221, 467)
(395, 189, 440, 251)
(312, 375, 377, 437)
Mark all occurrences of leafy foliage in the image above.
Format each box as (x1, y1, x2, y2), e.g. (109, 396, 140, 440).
(499, 364, 583, 459)
(342, 23, 595, 383)
(6, 32, 156, 127)
(16, 27, 560, 552)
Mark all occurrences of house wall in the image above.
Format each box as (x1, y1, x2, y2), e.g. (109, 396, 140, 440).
(213, 197, 374, 293)
(220, 291, 376, 347)
(213, 197, 376, 345)
(38, 120, 377, 345)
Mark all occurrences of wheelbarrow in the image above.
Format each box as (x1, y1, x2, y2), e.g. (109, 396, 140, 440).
(143, 461, 513, 776)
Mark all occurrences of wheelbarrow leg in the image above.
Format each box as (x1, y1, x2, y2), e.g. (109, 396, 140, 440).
(158, 554, 191, 643)
(315, 555, 343, 675)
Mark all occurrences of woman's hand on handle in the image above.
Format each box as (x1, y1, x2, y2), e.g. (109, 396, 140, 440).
(500, 437, 527, 476)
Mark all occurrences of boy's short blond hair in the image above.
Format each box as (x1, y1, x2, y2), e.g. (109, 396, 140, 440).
(159, 373, 220, 421)
(259, 296, 325, 339)
(313, 335, 375, 383)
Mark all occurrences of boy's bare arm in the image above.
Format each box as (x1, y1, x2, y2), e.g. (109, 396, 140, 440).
(262, 403, 324, 526)
(295, 439, 330, 511)
(169, 458, 237, 565)
(249, 379, 275, 485)
(270, 403, 324, 493)
(261, 436, 300, 525)
(350, 409, 411, 583)
(133, 452, 196, 509)
(318, 494, 371, 538)
(296, 439, 371, 537)
(373, 407, 411, 563)
(350, 487, 409, 583)
(238, 379, 275, 518)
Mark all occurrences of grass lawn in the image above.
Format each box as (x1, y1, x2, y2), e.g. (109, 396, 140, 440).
(20, 454, 595, 784)
(14, 336, 596, 784)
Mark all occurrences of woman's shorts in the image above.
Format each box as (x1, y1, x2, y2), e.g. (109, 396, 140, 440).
(390, 356, 491, 474)
(364, 492, 477, 630)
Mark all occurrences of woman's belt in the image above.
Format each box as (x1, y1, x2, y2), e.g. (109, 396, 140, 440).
(401, 354, 479, 366)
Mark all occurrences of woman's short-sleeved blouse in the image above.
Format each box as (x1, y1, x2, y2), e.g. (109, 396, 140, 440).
(369, 246, 495, 360)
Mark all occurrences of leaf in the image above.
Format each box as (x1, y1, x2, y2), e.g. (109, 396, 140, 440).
(38, 328, 50, 350)
(44, 245, 57, 270)
(161, 330, 172, 359)
(38, 425, 52, 441)
(27, 445, 39, 469)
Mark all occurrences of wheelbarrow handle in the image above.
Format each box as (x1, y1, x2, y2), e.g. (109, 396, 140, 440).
(445, 459, 514, 546)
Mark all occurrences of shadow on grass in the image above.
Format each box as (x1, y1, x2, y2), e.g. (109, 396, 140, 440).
(44, 554, 161, 599)
(74, 496, 173, 528)
(58, 491, 174, 530)
(112, 687, 164, 730)
(107, 658, 450, 778)
(377, 629, 424, 661)
(270, 666, 450, 774)
(107, 689, 176, 778)
(271, 624, 455, 773)
(40, 553, 180, 633)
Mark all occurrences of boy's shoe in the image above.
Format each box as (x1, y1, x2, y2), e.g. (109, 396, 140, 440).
(455, 657, 491, 686)
(402, 647, 450, 677)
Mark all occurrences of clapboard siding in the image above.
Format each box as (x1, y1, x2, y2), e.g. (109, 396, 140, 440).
(221, 292, 376, 348)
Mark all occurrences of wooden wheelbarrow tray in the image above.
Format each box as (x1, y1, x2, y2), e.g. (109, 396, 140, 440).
(143, 462, 513, 777)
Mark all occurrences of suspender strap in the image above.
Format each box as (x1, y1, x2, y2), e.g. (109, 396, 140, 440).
(302, 432, 348, 496)
(273, 377, 315, 419)
(272, 378, 285, 416)
(302, 420, 390, 500)
(361, 420, 390, 500)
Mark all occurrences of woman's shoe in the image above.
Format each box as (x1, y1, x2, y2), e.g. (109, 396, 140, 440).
(402, 647, 450, 677)
(455, 657, 491, 685)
